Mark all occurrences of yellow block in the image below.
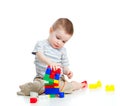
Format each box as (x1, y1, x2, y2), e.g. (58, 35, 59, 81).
(97, 80, 102, 87)
(54, 80, 59, 84)
(54, 86, 59, 88)
(105, 85, 115, 91)
(89, 84, 97, 89)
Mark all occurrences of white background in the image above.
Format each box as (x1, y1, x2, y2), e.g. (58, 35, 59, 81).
(0, 0, 120, 106)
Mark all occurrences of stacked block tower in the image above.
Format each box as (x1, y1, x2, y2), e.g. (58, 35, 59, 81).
(43, 66, 64, 98)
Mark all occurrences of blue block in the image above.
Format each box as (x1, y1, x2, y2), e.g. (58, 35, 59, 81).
(55, 74, 60, 80)
(45, 67, 51, 75)
(59, 92, 64, 98)
(44, 88, 59, 94)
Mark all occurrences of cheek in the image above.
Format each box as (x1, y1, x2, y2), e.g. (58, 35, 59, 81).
(60, 43, 64, 47)
(51, 36, 57, 43)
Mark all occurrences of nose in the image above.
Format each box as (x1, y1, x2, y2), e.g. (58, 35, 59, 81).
(57, 40, 61, 45)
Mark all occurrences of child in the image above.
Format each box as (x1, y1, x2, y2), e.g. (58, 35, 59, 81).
(17, 18, 87, 96)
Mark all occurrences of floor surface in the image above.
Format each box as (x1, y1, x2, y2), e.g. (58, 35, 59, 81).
(4, 86, 120, 106)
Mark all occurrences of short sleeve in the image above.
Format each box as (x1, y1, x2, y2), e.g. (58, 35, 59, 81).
(61, 48, 69, 66)
(32, 41, 44, 55)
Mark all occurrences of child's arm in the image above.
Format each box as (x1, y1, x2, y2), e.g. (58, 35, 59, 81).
(63, 66, 73, 79)
(36, 52, 61, 69)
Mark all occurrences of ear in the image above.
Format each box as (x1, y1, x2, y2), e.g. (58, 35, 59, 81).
(49, 27, 53, 33)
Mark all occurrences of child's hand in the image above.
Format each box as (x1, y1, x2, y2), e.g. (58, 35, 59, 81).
(49, 62, 61, 71)
(65, 70, 73, 79)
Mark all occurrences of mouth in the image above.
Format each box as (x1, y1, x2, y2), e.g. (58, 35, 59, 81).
(54, 44, 59, 48)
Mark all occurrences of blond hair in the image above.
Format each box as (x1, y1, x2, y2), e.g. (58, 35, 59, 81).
(52, 18, 74, 35)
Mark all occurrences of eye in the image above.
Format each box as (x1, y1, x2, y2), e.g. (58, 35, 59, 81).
(63, 41, 66, 43)
(56, 36, 60, 40)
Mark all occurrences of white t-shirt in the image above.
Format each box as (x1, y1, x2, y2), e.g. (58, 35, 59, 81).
(32, 39, 69, 78)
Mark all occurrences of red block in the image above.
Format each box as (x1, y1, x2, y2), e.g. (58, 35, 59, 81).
(30, 97, 37, 103)
(81, 80, 88, 88)
(56, 68, 61, 74)
(50, 72, 55, 79)
(45, 83, 59, 88)
(45, 85, 54, 88)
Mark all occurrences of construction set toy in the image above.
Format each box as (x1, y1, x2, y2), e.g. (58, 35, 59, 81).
(105, 84, 115, 92)
(30, 92, 39, 103)
(43, 66, 64, 98)
(89, 80, 102, 89)
(81, 80, 88, 88)
(88, 80, 115, 92)
(29, 66, 116, 103)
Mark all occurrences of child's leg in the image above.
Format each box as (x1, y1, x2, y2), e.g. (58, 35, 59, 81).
(59, 75, 87, 93)
(17, 79, 44, 96)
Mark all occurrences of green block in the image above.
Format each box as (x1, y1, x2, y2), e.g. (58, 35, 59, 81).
(43, 74, 54, 84)
(48, 79, 54, 84)
(43, 74, 50, 80)
(49, 94, 56, 98)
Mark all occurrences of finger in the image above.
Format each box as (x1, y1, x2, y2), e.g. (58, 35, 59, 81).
(52, 66, 56, 71)
(69, 73, 73, 79)
(50, 65, 53, 70)
(67, 71, 70, 75)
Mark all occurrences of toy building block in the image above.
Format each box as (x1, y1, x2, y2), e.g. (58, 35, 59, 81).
(43, 74, 54, 84)
(55, 74, 60, 80)
(30, 92, 38, 103)
(81, 80, 88, 88)
(30, 98, 37, 103)
(45, 84, 54, 88)
(50, 72, 55, 79)
(97, 80, 102, 87)
(59, 92, 64, 98)
(105, 84, 115, 92)
(45, 66, 51, 74)
(43, 66, 64, 98)
(49, 94, 56, 98)
(89, 84, 97, 89)
(45, 88, 60, 94)
(54, 80, 59, 84)
(89, 80, 102, 89)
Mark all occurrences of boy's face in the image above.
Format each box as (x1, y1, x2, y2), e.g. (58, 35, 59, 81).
(48, 28, 71, 49)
